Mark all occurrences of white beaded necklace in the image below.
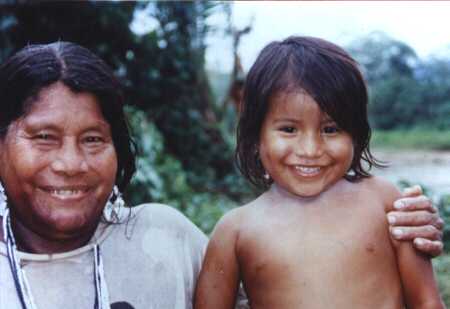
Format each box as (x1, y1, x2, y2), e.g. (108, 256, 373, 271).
(2, 207, 111, 309)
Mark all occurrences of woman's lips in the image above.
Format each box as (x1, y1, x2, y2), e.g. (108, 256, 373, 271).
(39, 186, 91, 201)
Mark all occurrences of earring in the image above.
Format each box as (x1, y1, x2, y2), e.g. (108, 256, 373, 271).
(0, 182, 7, 216)
(104, 185, 125, 222)
(263, 172, 271, 181)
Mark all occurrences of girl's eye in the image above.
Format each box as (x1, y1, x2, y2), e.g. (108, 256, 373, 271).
(280, 126, 296, 133)
(322, 125, 339, 134)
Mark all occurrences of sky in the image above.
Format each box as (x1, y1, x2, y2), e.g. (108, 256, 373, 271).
(205, 1, 450, 73)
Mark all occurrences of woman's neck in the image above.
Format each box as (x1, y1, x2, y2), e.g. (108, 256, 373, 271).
(9, 215, 97, 254)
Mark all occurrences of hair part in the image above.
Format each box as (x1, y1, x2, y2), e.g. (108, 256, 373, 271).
(236, 36, 384, 189)
(0, 42, 136, 192)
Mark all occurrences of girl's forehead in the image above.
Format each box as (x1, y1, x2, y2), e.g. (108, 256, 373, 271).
(266, 90, 334, 121)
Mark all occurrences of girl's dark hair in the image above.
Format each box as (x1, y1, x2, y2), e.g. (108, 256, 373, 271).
(236, 36, 383, 189)
(0, 41, 136, 192)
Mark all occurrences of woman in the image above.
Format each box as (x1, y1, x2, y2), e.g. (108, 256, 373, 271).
(0, 42, 444, 309)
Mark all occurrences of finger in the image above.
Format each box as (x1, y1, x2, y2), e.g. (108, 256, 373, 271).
(390, 225, 442, 241)
(402, 185, 422, 197)
(393, 195, 436, 212)
(435, 217, 445, 230)
(387, 211, 436, 227)
(413, 238, 444, 258)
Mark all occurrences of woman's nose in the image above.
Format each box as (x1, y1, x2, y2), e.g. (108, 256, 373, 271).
(50, 140, 89, 176)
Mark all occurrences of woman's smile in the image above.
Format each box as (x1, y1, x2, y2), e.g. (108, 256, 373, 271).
(39, 185, 91, 201)
(0, 82, 118, 243)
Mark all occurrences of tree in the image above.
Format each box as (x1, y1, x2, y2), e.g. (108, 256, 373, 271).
(0, 2, 252, 232)
(348, 32, 422, 129)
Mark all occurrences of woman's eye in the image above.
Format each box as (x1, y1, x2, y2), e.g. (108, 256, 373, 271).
(35, 133, 53, 140)
(84, 136, 104, 144)
(322, 125, 339, 134)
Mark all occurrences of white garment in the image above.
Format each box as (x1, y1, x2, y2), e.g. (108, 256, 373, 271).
(0, 203, 248, 309)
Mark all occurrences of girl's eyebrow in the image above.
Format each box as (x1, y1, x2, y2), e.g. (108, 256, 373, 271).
(274, 115, 301, 121)
(321, 116, 335, 123)
(272, 117, 300, 123)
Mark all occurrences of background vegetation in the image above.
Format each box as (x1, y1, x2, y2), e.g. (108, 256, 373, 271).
(0, 1, 449, 305)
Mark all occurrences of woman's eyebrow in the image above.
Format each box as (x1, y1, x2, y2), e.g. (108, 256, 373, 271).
(23, 119, 111, 132)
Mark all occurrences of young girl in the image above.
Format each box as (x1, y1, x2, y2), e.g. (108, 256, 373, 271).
(194, 36, 444, 308)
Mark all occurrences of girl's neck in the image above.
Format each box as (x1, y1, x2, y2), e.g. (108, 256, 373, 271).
(270, 183, 321, 203)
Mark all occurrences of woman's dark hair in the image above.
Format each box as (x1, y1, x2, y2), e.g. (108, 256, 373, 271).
(236, 36, 383, 189)
(0, 41, 136, 192)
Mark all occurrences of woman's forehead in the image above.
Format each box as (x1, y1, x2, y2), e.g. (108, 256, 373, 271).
(19, 82, 110, 131)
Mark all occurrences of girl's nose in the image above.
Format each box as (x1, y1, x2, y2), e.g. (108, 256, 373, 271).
(296, 133, 323, 158)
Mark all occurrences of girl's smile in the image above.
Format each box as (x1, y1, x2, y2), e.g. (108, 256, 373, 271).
(259, 91, 354, 198)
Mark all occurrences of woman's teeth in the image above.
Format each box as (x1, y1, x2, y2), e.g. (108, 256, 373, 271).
(50, 189, 83, 196)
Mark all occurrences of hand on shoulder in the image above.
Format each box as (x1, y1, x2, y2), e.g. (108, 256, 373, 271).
(386, 185, 444, 257)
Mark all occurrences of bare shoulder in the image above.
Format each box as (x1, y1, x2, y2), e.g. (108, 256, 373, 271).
(361, 176, 402, 212)
(212, 198, 257, 235)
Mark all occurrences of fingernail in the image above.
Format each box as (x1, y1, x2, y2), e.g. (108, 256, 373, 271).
(394, 201, 404, 209)
(403, 188, 413, 195)
(387, 215, 396, 224)
(414, 239, 425, 246)
(393, 228, 403, 238)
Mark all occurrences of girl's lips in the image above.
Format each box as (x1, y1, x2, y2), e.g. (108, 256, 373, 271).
(293, 165, 322, 177)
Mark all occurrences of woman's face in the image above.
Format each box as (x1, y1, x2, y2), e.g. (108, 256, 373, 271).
(0, 82, 118, 245)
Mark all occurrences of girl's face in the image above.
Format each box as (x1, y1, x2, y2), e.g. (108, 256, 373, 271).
(259, 91, 354, 198)
(0, 82, 118, 247)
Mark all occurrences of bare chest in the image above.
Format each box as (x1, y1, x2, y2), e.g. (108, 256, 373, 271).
(237, 199, 401, 307)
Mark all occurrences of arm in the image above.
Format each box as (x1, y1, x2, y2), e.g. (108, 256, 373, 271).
(385, 186, 445, 308)
(387, 185, 444, 257)
(194, 210, 242, 309)
(394, 238, 444, 308)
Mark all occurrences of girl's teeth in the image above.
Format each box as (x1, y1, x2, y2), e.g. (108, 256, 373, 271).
(295, 166, 321, 175)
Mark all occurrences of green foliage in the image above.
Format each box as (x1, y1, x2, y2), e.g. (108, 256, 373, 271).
(348, 32, 450, 130)
(434, 254, 450, 306)
(125, 107, 239, 233)
(437, 194, 450, 252)
(0, 2, 254, 234)
(348, 31, 418, 83)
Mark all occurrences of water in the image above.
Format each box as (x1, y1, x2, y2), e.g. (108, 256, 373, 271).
(371, 149, 450, 198)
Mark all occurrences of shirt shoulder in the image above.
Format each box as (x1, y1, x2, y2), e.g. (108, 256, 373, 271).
(132, 203, 207, 239)
(110, 203, 208, 256)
